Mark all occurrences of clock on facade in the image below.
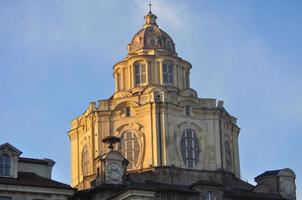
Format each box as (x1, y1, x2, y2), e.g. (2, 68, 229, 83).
(106, 162, 123, 182)
(99, 136, 129, 185)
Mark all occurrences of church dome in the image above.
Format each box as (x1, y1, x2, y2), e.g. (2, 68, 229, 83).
(128, 11, 176, 55)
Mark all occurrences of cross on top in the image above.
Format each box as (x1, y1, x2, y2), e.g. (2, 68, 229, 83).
(148, 0, 152, 12)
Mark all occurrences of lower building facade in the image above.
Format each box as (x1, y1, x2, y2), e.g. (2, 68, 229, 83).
(0, 143, 75, 200)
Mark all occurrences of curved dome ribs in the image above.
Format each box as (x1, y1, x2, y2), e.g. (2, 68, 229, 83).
(128, 11, 176, 55)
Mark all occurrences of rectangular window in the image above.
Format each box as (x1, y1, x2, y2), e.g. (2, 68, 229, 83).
(125, 107, 131, 117)
(117, 72, 122, 90)
(134, 63, 146, 85)
(185, 106, 191, 116)
(141, 64, 146, 83)
(135, 64, 140, 84)
(185, 71, 190, 88)
(163, 63, 173, 84)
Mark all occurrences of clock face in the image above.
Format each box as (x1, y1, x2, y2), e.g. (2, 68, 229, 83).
(106, 162, 123, 181)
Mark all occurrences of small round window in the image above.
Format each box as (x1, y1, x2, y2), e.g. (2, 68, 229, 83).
(119, 131, 140, 169)
(180, 129, 200, 168)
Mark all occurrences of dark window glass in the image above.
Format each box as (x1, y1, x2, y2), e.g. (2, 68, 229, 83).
(180, 129, 200, 168)
(135, 64, 141, 84)
(141, 64, 146, 83)
(119, 132, 140, 169)
(125, 107, 131, 117)
(163, 63, 173, 84)
(205, 191, 215, 200)
(185, 106, 191, 116)
(0, 154, 11, 176)
(117, 72, 122, 90)
(134, 63, 146, 85)
(185, 71, 190, 88)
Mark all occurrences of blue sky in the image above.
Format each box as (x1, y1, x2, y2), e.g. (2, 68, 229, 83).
(0, 0, 301, 197)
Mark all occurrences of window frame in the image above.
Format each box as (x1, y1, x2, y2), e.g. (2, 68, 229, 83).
(119, 131, 140, 170)
(205, 191, 215, 200)
(163, 62, 174, 85)
(134, 63, 146, 85)
(185, 71, 190, 88)
(0, 154, 11, 177)
(180, 129, 200, 168)
(125, 107, 131, 117)
(185, 105, 191, 116)
(81, 145, 89, 176)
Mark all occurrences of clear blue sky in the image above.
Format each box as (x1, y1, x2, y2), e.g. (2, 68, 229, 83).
(0, 0, 301, 197)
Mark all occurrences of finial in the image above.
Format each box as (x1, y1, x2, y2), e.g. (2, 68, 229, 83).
(102, 136, 121, 151)
(144, 0, 157, 27)
(148, 0, 152, 13)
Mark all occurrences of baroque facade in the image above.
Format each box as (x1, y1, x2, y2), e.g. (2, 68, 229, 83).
(68, 9, 296, 200)
(68, 10, 240, 190)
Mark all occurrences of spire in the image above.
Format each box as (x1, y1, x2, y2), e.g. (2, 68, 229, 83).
(148, 0, 152, 13)
(144, 1, 158, 27)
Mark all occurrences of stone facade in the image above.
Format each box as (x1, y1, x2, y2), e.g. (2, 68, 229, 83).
(68, 11, 240, 190)
(0, 143, 75, 200)
(68, 8, 296, 200)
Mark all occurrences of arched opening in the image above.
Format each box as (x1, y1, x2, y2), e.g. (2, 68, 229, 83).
(81, 145, 89, 176)
(180, 129, 200, 168)
(119, 131, 140, 169)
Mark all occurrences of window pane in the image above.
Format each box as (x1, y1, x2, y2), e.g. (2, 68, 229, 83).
(141, 64, 146, 83)
(163, 63, 173, 84)
(82, 145, 89, 175)
(141, 64, 146, 73)
(185, 106, 190, 116)
(0, 155, 10, 176)
(169, 75, 173, 84)
(168, 64, 173, 73)
(180, 129, 200, 168)
(119, 132, 140, 170)
(186, 72, 190, 88)
(135, 64, 140, 84)
(163, 64, 167, 73)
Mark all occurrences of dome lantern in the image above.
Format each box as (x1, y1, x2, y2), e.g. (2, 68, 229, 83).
(144, 11, 158, 28)
(127, 10, 176, 55)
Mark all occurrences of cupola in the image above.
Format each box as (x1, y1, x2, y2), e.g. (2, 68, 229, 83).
(127, 11, 176, 55)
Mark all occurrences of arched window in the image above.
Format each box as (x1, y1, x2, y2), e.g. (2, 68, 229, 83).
(134, 63, 146, 85)
(0, 154, 11, 176)
(180, 129, 200, 168)
(119, 132, 140, 169)
(82, 145, 89, 176)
